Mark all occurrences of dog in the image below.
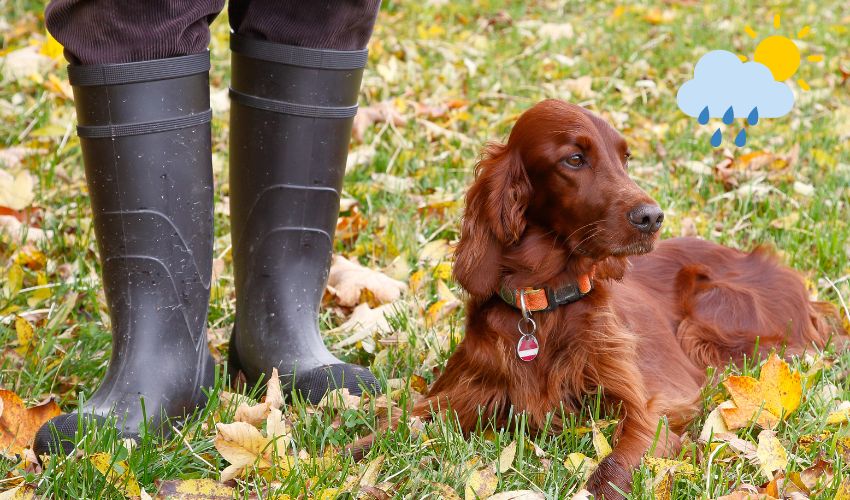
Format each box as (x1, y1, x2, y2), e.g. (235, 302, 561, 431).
(351, 99, 845, 498)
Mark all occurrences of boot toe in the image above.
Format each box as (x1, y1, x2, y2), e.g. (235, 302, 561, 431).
(33, 413, 107, 458)
(293, 364, 381, 404)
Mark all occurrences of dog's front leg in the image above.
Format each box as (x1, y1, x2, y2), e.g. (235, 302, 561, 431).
(583, 412, 657, 498)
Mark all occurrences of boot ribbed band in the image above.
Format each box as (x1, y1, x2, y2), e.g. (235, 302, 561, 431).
(229, 90, 357, 118)
(77, 109, 213, 138)
(230, 34, 368, 70)
(68, 52, 211, 86)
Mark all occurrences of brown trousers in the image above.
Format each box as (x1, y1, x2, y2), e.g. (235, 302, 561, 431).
(46, 0, 381, 65)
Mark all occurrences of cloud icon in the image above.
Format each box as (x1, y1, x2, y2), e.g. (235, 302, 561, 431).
(677, 50, 794, 120)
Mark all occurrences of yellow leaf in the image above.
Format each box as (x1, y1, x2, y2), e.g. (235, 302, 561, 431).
(652, 470, 673, 500)
(719, 354, 801, 430)
(14, 316, 35, 357)
(496, 440, 517, 473)
(410, 269, 427, 293)
(433, 261, 453, 280)
(759, 354, 802, 417)
(465, 466, 498, 500)
(835, 478, 850, 500)
(644, 457, 699, 480)
(826, 401, 850, 425)
(591, 420, 612, 460)
(90, 452, 141, 497)
(39, 32, 65, 61)
(5, 264, 23, 296)
(154, 479, 235, 499)
(27, 272, 52, 307)
(429, 482, 463, 500)
(359, 454, 385, 488)
(0, 485, 35, 500)
(756, 430, 787, 480)
(564, 452, 597, 480)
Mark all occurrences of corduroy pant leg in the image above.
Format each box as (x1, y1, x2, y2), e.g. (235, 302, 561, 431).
(228, 0, 381, 51)
(45, 0, 225, 65)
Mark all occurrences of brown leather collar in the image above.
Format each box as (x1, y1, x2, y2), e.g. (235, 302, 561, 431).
(498, 270, 594, 312)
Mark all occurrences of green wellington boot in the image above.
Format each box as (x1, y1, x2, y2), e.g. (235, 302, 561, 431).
(33, 53, 216, 455)
(227, 34, 381, 403)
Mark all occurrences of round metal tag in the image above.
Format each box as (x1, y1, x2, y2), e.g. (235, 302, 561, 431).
(517, 334, 539, 362)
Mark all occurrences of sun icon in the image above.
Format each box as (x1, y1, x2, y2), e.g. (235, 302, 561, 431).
(740, 14, 823, 91)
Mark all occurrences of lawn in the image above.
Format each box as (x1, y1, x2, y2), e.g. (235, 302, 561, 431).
(1, 0, 849, 498)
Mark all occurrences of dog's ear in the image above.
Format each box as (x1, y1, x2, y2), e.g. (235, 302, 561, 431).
(454, 142, 531, 297)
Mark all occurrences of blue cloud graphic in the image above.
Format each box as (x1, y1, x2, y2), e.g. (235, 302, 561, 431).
(677, 50, 794, 119)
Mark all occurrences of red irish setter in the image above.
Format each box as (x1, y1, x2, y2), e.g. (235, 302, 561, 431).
(352, 99, 845, 498)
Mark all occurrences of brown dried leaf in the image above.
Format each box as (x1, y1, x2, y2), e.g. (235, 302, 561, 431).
(352, 101, 407, 141)
(0, 390, 61, 457)
(327, 255, 406, 307)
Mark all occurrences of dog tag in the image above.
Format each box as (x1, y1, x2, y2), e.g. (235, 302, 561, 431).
(517, 334, 539, 362)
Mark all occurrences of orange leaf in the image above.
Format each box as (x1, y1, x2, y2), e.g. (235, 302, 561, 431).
(0, 389, 61, 456)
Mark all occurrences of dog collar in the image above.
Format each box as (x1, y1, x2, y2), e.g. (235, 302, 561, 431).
(499, 269, 595, 362)
(498, 271, 594, 312)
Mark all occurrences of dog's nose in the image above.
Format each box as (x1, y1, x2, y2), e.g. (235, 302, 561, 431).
(628, 204, 664, 234)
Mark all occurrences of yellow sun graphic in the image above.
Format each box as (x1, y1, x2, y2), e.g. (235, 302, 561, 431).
(740, 14, 823, 91)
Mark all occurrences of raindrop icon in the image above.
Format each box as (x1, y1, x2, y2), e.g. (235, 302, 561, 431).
(735, 128, 747, 147)
(747, 107, 759, 126)
(711, 128, 722, 147)
(722, 106, 734, 125)
(698, 106, 710, 125)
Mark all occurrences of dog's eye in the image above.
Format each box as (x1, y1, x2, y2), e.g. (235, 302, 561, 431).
(562, 153, 586, 169)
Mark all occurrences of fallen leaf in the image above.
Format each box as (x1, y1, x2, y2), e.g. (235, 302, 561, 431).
(835, 478, 850, 500)
(419, 239, 453, 264)
(496, 440, 517, 473)
(330, 302, 401, 350)
(0, 46, 55, 81)
(713, 493, 777, 500)
(699, 404, 731, 442)
(591, 420, 612, 460)
(90, 452, 142, 497)
(316, 388, 362, 412)
(14, 316, 35, 357)
(756, 430, 788, 480)
(0, 485, 35, 500)
(652, 469, 673, 500)
(486, 491, 544, 500)
(429, 482, 463, 500)
(359, 455, 385, 488)
(0, 169, 35, 211)
(644, 456, 699, 480)
(213, 422, 272, 481)
(0, 390, 61, 457)
(719, 354, 801, 430)
(465, 466, 498, 500)
(0, 216, 46, 243)
(327, 255, 406, 307)
(352, 101, 407, 141)
(563, 452, 597, 480)
(154, 478, 235, 499)
(826, 400, 850, 424)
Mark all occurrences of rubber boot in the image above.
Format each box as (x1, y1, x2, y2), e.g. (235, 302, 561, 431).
(227, 34, 381, 403)
(33, 53, 216, 456)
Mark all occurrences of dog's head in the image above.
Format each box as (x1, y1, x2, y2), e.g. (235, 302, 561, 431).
(454, 99, 663, 297)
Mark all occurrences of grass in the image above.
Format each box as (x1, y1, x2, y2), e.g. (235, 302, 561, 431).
(1, 0, 849, 498)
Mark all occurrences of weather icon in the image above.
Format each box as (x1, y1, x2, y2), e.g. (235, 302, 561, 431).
(677, 15, 823, 147)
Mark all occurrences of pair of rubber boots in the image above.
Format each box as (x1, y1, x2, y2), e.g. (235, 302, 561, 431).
(33, 36, 380, 456)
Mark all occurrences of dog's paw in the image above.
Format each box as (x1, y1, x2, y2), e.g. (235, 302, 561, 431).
(584, 454, 632, 499)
